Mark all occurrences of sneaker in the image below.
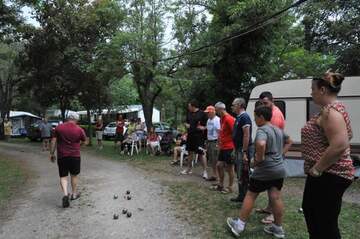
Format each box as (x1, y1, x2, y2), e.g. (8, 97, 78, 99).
(264, 224, 285, 238)
(202, 171, 208, 179)
(180, 170, 192, 175)
(226, 217, 245, 237)
(62, 195, 70, 208)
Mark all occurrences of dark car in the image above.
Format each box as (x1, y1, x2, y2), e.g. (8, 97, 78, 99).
(27, 120, 63, 141)
(153, 122, 178, 138)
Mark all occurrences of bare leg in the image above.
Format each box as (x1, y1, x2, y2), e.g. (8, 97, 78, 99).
(200, 154, 207, 172)
(268, 188, 284, 226)
(60, 177, 69, 196)
(70, 175, 78, 195)
(226, 164, 235, 190)
(240, 191, 260, 221)
(217, 161, 225, 187)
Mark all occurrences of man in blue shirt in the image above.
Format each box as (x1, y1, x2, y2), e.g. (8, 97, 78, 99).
(231, 97, 253, 203)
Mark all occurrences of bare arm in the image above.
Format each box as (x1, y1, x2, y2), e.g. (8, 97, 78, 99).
(283, 137, 293, 155)
(242, 126, 250, 151)
(49, 137, 57, 162)
(254, 140, 266, 166)
(313, 109, 349, 172)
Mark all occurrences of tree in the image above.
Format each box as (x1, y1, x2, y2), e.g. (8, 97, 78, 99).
(110, 0, 169, 129)
(301, 0, 360, 75)
(23, 0, 125, 122)
(0, 42, 25, 138)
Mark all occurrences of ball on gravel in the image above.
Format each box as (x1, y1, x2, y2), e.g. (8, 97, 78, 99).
(113, 194, 118, 199)
(126, 212, 132, 218)
(298, 208, 303, 213)
(127, 195, 132, 200)
(126, 190, 131, 195)
(113, 214, 119, 220)
(122, 209, 128, 214)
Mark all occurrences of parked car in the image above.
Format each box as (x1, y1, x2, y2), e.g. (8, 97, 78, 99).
(153, 122, 178, 138)
(27, 120, 63, 141)
(103, 122, 117, 140)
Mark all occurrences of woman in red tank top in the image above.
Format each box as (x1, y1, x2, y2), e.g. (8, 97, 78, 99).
(301, 71, 354, 239)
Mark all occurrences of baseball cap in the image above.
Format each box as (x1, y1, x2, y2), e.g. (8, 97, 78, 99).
(204, 105, 216, 113)
(66, 112, 80, 121)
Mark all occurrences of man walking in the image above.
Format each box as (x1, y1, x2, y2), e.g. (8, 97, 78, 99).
(204, 105, 221, 182)
(50, 113, 88, 208)
(181, 100, 208, 178)
(231, 98, 253, 203)
(213, 102, 235, 193)
(40, 118, 52, 151)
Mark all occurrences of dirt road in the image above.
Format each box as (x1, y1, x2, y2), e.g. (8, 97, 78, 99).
(0, 142, 197, 239)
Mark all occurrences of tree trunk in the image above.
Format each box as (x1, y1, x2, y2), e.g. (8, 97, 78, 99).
(86, 109, 93, 146)
(141, 96, 153, 131)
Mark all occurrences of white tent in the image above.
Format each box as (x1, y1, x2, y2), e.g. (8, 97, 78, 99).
(9, 111, 41, 136)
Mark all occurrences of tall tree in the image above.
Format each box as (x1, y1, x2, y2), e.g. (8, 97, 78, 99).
(110, 0, 169, 129)
(301, 0, 360, 75)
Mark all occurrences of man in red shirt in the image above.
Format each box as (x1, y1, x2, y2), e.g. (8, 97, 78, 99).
(50, 113, 88, 208)
(212, 102, 235, 193)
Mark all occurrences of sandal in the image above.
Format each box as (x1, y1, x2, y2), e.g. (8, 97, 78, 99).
(206, 176, 217, 182)
(210, 185, 223, 191)
(261, 214, 274, 224)
(70, 192, 81, 200)
(255, 208, 272, 214)
(220, 187, 233, 194)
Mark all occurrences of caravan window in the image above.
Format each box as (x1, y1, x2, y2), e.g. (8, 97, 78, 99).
(307, 99, 321, 120)
(274, 101, 286, 119)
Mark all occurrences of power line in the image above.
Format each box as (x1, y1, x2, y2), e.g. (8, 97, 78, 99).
(160, 0, 309, 62)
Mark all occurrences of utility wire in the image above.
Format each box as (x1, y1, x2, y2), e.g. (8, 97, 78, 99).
(160, 0, 309, 62)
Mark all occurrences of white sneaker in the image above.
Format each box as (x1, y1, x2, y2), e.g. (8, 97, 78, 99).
(227, 217, 245, 237)
(202, 171, 208, 179)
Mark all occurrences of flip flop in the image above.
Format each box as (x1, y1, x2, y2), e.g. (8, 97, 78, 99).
(255, 208, 272, 214)
(221, 187, 233, 194)
(206, 176, 217, 182)
(70, 192, 81, 200)
(261, 214, 275, 224)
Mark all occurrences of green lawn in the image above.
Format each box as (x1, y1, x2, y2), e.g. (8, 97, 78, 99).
(0, 157, 26, 207)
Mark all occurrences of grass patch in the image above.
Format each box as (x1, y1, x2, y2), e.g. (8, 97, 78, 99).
(0, 157, 26, 207)
(167, 181, 360, 239)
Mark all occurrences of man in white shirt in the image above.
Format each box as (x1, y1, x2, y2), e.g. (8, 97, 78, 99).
(204, 106, 221, 182)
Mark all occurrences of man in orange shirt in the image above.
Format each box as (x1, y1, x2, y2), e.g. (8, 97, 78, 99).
(212, 102, 235, 194)
(259, 91, 285, 130)
(257, 91, 286, 224)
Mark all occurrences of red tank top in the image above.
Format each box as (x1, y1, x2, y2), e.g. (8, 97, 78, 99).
(301, 101, 354, 180)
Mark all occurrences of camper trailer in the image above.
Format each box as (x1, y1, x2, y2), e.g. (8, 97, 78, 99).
(247, 76, 360, 152)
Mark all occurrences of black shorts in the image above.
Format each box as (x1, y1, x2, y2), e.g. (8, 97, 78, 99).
(186, 134, 204, 154)
(57, 157, 81, 177)
(248, 178, 284, 193)
(218, 149, 235, 165)
(115, 133, 124, 142)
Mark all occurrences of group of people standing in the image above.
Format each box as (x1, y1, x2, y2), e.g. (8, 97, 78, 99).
(180, 71, 354, 239)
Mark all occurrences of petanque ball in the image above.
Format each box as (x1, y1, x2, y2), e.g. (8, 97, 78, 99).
(122, 209, 128, 214)
(126, 212, 132, 218)
(113, 214, 119, 220)
(126, 190, 131, 195)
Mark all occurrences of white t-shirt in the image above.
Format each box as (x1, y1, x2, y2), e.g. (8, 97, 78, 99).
(207, 116, 220, 140)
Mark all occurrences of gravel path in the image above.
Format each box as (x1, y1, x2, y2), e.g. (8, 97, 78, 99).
(0, 142, 198, 239)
